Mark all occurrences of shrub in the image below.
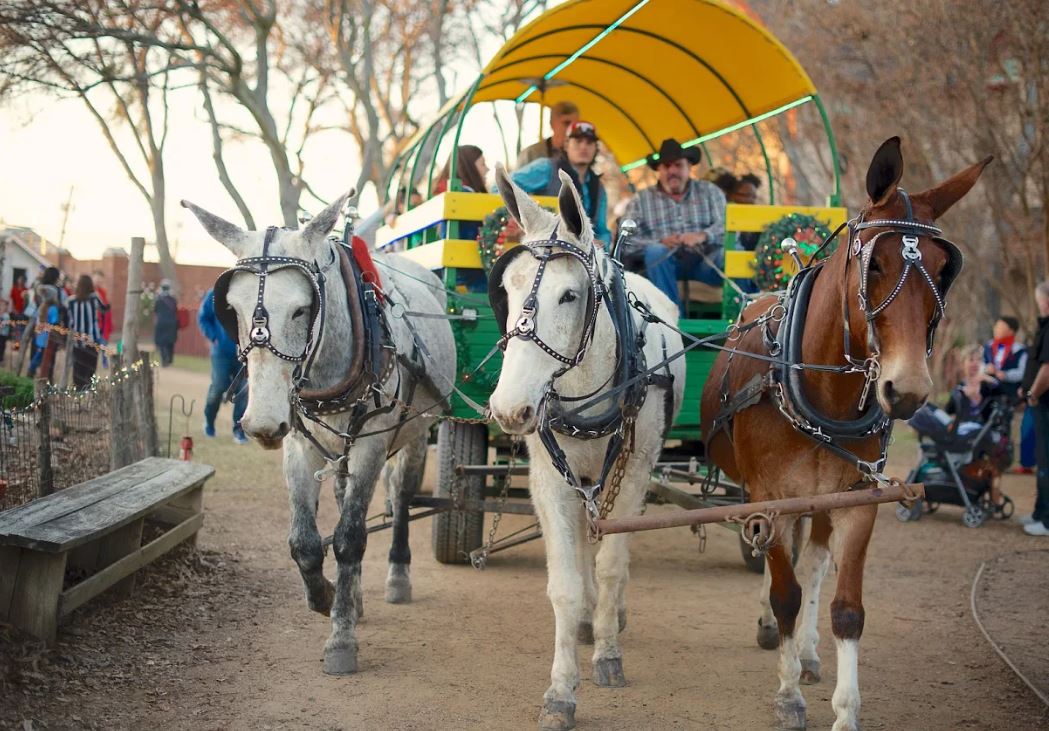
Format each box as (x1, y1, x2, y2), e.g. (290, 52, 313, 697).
(0, 370, 35, 409)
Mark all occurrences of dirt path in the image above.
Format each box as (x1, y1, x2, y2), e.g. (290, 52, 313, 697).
(3, 365, 1048, 730)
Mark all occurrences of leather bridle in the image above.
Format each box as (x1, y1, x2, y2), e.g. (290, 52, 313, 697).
(213, 226, 335, 389)
(842, 188, 963, 382)
(488, 228, 607, 379)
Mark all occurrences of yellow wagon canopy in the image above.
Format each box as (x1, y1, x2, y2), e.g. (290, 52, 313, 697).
(473, 0, 817, 170)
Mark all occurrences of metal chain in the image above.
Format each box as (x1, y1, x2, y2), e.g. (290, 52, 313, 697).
(471, 437, 521, 570)
(599, 418, 635, 520)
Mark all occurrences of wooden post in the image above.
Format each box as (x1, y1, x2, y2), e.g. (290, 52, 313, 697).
(35, 382, 53, 497)
(14, 309, 37, 376)
(59, 330, 75, 389)
(109, 355, 131, 471)
(121, 236, 145, 361)
(139, 357, 159, 457)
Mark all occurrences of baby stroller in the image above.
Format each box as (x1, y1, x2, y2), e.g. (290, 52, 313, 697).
(897, 394, 1015, 527)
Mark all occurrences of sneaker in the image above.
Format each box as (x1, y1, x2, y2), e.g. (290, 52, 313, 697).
(1018, 513, 1037, 525)
(232, 429, 249, 445)
(1023, 521, 1049, 537)
(204, 422, 216, 438)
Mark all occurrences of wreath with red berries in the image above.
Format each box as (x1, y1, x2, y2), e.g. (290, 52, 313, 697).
(477, 206, 524, 274)
(753, 213, 835, 291)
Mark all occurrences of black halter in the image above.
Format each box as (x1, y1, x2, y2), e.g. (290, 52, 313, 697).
(764, 187, 965, 475)
(487, 229, 675, 530)
(488, 227, 606, 378)
(213, 226, 334, 387)
(845, 188, 963, 365)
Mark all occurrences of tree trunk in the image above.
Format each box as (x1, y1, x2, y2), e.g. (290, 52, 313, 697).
(150, 161, 178, 292)
(122, 237, 146, 360)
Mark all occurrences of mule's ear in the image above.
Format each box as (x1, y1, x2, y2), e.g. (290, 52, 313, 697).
(181, 200, 251, 257)
(495, 163, 548, 233)
(865, 136, 904, 207)
(303, 190, 354, 247)
(913, 156, 994, 220)
(556, 169, 589, 243)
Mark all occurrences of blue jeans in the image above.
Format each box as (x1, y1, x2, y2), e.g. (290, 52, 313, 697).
(1020, 406, 1036, 468)
(205, 352, 247, 432)
(642, 244, 724, 314)
(1031, 404, 1049, 528)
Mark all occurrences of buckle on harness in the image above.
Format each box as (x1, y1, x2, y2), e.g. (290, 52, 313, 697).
(515, 307, 536, 334)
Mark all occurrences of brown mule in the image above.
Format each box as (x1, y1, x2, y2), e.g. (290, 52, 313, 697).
(700, 137, 991, 731)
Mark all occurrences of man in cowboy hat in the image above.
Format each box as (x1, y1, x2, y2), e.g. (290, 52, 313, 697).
(622, 138, 726, 312)
(510, 120, 611, 244)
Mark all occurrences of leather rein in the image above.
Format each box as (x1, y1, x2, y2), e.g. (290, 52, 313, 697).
(489, 230, 675, 524)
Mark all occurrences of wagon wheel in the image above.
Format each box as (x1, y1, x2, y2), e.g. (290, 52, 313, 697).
(432, 422, 487, 564)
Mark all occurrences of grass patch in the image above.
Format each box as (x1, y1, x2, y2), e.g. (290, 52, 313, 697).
(171, 354, 212, 375)
(0, 370, 35, 408)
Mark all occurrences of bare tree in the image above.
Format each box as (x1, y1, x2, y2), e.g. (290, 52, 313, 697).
(174, 0, 337, 226)
(752, 0, 1048, 336)
(0, 0, 185, 286)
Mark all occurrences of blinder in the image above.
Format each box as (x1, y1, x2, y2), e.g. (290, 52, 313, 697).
(212, 226, 332, 370)
(850, 189, 964, 356)
(487, 233, 603, 373)
(487, 245, 529, 338)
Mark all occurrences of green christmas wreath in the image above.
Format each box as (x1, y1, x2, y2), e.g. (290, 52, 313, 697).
(752, 213, 835, 291)
(477, 206, 522, 274)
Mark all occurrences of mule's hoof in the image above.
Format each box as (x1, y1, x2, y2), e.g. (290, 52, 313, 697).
(577, 621, 594, 645)
(618, 608, 627, 633)
(830, 718, 860, 731)
(757, 619, 779, 650)
(774, 698, 807, 730)
(323, 643, 359, 675)
(799, 659, 821, 685)
(538, 699, 576, 730)
(385, 577, 412, 604)
(308, 580, 335, 616)
(592, 656, 627, 688)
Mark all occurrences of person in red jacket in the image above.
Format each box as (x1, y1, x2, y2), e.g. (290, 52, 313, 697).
(92, 270, 113, 343)
(9, 275, 27, 315)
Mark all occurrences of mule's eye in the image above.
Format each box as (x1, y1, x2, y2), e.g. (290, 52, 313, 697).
(559, 290, 578, 305)
(867, 257, 882, 275)
(292, 306, 309, 319)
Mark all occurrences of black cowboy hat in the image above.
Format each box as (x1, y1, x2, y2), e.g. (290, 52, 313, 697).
(647, 138, 701, 169)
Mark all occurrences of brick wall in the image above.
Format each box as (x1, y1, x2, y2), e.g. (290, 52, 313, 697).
(60, 252, 225, 359)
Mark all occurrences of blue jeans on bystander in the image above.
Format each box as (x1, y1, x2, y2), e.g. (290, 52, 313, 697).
(204, 352, 247, 435)
(642, 244, 724, 314)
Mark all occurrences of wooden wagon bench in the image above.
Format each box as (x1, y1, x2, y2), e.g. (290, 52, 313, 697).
(0, 457, 215, 642)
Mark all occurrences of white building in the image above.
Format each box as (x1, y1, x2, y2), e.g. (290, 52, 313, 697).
(0, 227, 52, 299)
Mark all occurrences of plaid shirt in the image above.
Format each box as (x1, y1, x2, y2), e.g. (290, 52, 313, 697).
(622, 178, 726, 256)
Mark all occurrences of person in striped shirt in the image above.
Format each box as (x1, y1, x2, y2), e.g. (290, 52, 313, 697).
(622, 138, 726, 314)
(69, 274, 106, 388)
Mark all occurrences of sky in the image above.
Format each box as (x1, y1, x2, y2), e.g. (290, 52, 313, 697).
(0, 14, 546, 269)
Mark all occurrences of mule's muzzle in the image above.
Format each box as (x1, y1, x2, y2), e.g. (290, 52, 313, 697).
(879, 379, 928, 420)
(491, 404, 537, 435)
(242, 419, 290, 449)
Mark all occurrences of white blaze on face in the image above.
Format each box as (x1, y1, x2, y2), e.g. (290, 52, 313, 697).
(488, 255, 590, 434)
(225, 268, 315, 444)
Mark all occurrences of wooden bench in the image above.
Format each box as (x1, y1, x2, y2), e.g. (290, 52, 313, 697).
(0, 457, 215, 642)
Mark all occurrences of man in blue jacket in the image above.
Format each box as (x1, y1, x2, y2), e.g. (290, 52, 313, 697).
(511, 120, 611, 246)
(198, 288, 248, 444)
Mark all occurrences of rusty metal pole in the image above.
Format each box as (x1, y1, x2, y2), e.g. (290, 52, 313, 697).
(595, 482, 924, 536)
